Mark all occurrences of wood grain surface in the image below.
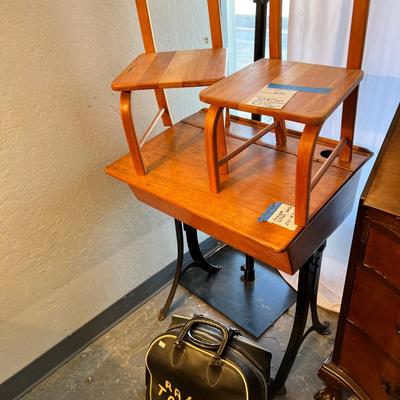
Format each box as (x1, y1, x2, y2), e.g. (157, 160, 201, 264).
(199, 59, 363, 125)
(112, 48, 227, 91)
(106, 111, 371, 273)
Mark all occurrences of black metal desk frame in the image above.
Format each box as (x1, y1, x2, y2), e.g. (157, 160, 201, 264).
(158, 220, 330, 397)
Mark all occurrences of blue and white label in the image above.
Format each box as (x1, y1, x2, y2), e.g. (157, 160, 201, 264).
(259, 202, 298, 231)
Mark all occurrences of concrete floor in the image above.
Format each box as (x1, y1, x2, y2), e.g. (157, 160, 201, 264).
(22, 285, 347, 400)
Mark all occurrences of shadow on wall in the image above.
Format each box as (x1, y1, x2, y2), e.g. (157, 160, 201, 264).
(1, 0, 212, 382)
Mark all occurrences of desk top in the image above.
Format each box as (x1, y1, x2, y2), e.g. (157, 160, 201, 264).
(112, 48, 227, 91)
(106, 111, 370, 273)
(200, 59, 363, 125)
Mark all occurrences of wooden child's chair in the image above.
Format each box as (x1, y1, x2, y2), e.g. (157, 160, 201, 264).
(200, 0, 370, 227)
(112, 0, 228, 176)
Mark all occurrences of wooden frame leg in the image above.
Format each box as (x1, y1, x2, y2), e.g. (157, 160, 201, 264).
(339, 87, 358, 163)
(217, 110, 229, 175)
(274, 118, 287, 145)
(154, 88, 173, 127)
(120, 91, 145, 176)
(295, 124, 322, 226)
(205, 105, 224, 193)
(225, 108, 231, 129)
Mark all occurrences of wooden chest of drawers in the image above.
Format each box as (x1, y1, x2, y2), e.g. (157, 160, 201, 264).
(316, 104, 400, 400)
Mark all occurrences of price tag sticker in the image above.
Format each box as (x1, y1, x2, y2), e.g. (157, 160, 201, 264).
(247, 87, 297, 109)
(259, 202, 298, 231)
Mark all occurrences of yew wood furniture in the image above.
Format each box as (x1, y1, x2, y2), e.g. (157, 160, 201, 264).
(316, 105, 400, 400)
(107, 0, 372, 397)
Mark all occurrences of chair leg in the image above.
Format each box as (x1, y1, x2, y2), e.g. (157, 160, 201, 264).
(205, 105, 224, 193)
(339, 87, 358, 163)
(158, 220, 184, 321)
(295, 124, 322, 226)
(274, 118, 287, 145)
(120, 91, 146, 176)
(154, 88, 173, 127)
(225, 108, 231, 128)
(217, 111, 229, 175)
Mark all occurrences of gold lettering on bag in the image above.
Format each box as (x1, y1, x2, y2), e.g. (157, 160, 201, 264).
(165, 381, 172, 392)
(158, 385, 167, 396)
(157, 380, 192, 400)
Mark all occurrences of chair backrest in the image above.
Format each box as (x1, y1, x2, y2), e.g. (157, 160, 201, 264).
(135, 0, 223, 53)
(267, 0, 370, 67)
(268, 0, 370, 163)
(269, 0, 370, 69)
(268, 0, 283, 59)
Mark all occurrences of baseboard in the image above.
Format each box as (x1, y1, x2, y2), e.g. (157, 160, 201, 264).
(0, 237, 219, 400)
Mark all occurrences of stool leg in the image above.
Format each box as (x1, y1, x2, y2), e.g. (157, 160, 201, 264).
(158, 220, 184, 321)
(205, 105, 224, 193)
(269, 242, 328, 397)
(217, 111, 229, 175)
(120, 91, 145, 176)
(295, 124, 322, 226)
(274, 118, 287, 145)
(339, 87, 358, 163)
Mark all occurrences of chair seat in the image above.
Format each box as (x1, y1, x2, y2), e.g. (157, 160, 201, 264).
(112, 48, 227, 91)
(200, 58, 363, 125)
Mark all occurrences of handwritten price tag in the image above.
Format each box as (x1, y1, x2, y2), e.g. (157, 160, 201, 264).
(259, 202, 298, 231)
(247, 87, 297, 109)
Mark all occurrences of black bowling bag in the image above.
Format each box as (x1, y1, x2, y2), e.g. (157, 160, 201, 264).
(145, 315, 271, 400)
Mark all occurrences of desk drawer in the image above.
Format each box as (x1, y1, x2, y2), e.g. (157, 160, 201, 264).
(341, 324, 400, 400)
(364, 223, 400, 288)
(348, 267, 400, 362)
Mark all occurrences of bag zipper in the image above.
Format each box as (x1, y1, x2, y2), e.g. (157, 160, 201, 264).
(229, 346, 268, 397)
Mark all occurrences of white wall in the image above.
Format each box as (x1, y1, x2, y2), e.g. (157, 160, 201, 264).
(0, 0, 211, 383)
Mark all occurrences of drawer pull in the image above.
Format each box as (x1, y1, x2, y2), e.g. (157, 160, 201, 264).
(381, 378, 400, 399)
(396, 325, 400, 335)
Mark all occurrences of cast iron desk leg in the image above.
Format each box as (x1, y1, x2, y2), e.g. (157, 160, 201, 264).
(159, 222, 330, 395)
(184, 224, 221, 272)
(158, 220, 184, 321)
(158, 221, 221, 320)
(269, 242, 330, 397)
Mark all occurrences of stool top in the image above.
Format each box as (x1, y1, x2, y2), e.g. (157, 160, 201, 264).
(200, 59, 363, 125)
(112, 48, 227, 91)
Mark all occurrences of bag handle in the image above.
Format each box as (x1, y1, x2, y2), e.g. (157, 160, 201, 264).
(175, 316, 230, 366)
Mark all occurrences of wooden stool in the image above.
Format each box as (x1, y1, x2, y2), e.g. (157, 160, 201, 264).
(112, 0, 228, 176)
(200, 0, 370, 227)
